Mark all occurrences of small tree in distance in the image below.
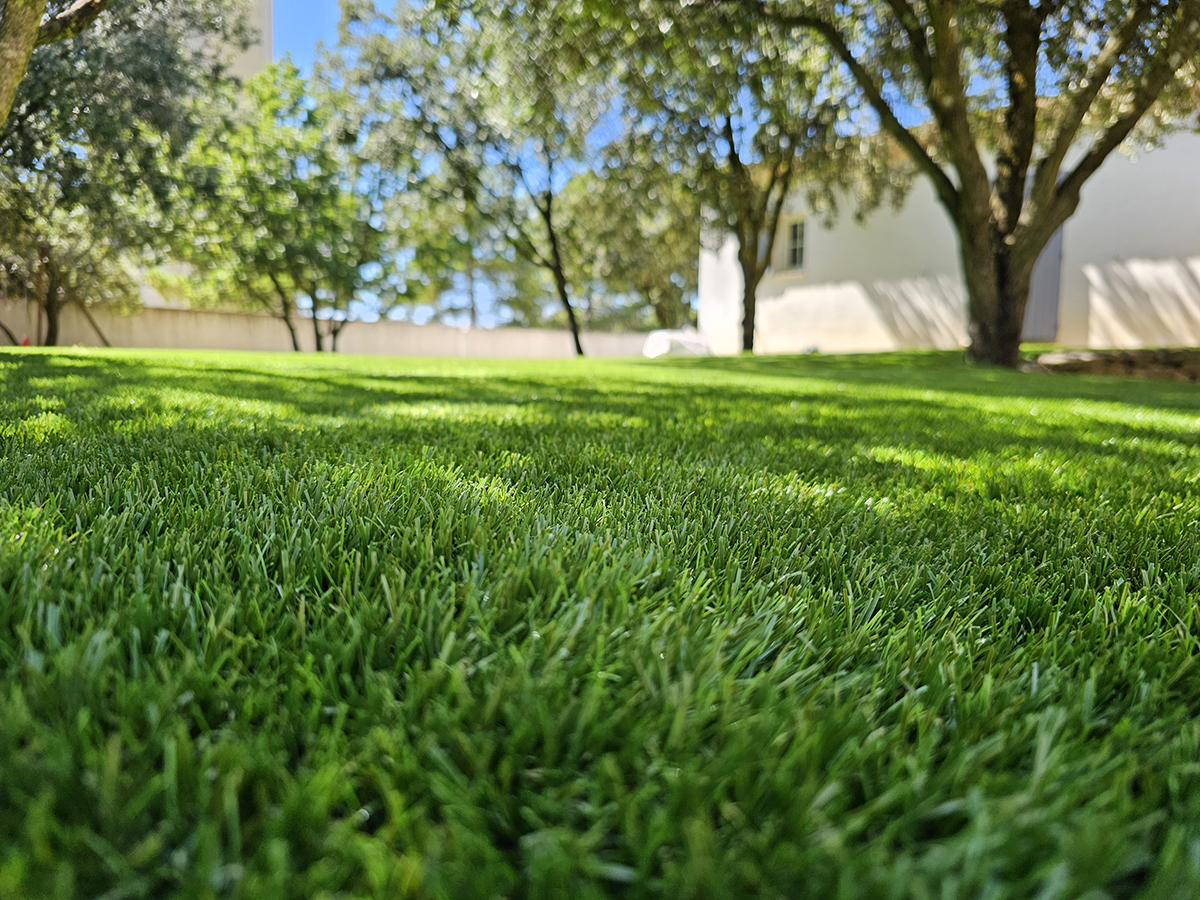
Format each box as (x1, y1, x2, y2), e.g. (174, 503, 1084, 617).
(575, 5, 876, 352)
(561, 168, 701, 331)
(341, 0, 623, 356)
(166, 61, 397, 352)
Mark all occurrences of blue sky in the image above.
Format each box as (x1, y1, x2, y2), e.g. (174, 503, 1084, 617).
(273, 0, 342, 69)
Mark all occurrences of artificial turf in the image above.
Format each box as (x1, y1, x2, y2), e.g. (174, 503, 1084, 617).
(1, 347, 1199, 899)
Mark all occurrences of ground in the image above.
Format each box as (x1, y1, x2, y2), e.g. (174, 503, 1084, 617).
(1, 347, 1198, 899)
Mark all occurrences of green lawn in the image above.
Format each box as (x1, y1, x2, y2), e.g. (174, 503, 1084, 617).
(2, 347, 1200, 899)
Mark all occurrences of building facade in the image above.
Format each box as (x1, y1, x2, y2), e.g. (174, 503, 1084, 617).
(698, 133, 1200, 354)
(231, 0, 273, 79)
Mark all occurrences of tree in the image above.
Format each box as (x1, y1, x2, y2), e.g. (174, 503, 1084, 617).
(563, 5, 865, 352)
(0, 0, 249, 345)
(728, 0, 1200, 365)
(560, 168, 701, 331)
(168, 61, 398, 352)
(341, 0, 620, 356)
(0, 0, 119, 128)
(386, 188, 549, 328)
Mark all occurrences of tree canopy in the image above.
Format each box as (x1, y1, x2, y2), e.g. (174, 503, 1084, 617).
(0, 0, 249, 345)
(165, 60, 399, 352)
(341, 0, 627, 355)
(1, 1, 157, 128)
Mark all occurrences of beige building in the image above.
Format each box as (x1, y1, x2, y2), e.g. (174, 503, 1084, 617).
(698, 133, 1200, 354)
(230, 0, 273, 79)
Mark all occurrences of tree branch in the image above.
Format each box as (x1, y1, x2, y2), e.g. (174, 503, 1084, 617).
(993, 0, 1043, 236)
(752, 1, 961, 216)
(924, 1, 991, 207)
(70, 294, 112, 347)
(1036, 0, 1200, 243)
(756, 160, 794, 283)
(35, 0, 115, 47)
(0, 316, 19, 345)
(1029, 1, 1158, 212)
(880, 0, 934, 90)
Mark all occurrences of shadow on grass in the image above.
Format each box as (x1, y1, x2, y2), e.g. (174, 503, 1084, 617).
(654, 351, 1200, 413)
(1, 350, 1196, 496)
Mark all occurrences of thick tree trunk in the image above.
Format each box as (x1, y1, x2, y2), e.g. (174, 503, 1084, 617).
(0, 0, 44, 130)
(35, 242, 61, 346)
(959, 225, 1033, 368)
(42, 293, 60, 346)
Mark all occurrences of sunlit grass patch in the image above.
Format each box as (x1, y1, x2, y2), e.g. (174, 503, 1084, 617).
(1, 347, 1199, 899)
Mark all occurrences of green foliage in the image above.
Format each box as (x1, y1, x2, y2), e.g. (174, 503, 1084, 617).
(560, 168, 701, 330)
(384, 188, 559, 328)
(168, 60, 399, 351)
(340, 0, 635, 350)
(565, 2, 892, 349)
(0, 0, 250, 343)
(2, 347, 1200, 897)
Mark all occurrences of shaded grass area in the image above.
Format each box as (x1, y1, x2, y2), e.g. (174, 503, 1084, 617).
(1, 347, 1199, 899)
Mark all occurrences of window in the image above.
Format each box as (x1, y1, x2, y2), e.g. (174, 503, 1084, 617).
(786, 221, 805, 270)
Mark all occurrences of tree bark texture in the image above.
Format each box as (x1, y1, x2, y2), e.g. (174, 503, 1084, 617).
(42, 292, 60, 346)
(958, 225, 1035, 367)
(0, 0, 44, 130)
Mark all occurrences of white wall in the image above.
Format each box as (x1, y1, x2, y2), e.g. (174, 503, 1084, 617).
(697, 237, 744, 355)
(230, 0, 272, 79)
(697, 133, 1200, 353)
(698, 177, 966, 355)
(0, 300, 648, 358)
(1059, 133, 1200, 348)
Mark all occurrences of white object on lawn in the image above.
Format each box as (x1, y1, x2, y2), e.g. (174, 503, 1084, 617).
(642, 329, 713, 358)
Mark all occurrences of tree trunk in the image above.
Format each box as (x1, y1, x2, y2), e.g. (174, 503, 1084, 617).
(736, 246, 764, 354)
(959, 225, 1033, 368)
(649, 289, 683, 330)
(467, 267, 478, 328)
(36, 242, 62, 347)
(311, 313, 324, 352)
(73, 298, 111, 347)
(0, 0, 44, 130)
(265, 276, 302, 351)
(554, 268, 584, 357)
(537, 191, 584, 357)
(0, 317, 18, 345)
(280, 314, 301, 352)
(42, 293, 60, 346)
(330, 320, 347, 353)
